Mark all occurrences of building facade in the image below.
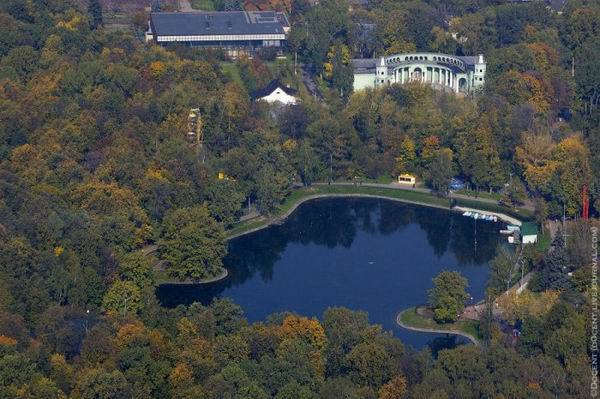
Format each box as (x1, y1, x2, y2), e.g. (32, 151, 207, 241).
(352, 52, 486, 94)
(146, 11, 290, 56)
(251, 79, 298, 105)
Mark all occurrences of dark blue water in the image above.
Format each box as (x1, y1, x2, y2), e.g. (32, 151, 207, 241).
(157, 198, 502, 350)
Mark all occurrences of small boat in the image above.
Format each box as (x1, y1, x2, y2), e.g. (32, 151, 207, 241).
(463, 211, 471, 216)
(507, 225, 520, 232)
(472, 213, 480, 219)
(500, 229, 513, 234)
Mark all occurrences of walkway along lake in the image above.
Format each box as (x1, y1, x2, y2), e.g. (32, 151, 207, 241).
(156, 198, 503, 350)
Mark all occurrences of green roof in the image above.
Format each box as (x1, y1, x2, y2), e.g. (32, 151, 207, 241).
(521, 222, 538, 236)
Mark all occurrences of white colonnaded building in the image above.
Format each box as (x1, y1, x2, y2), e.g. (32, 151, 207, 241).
(352, 52, 486, 95)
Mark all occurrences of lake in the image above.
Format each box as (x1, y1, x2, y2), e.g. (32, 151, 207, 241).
(156, 197, 502, 350)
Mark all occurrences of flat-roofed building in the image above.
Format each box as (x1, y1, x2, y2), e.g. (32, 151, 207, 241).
(146, 11, 290, 56)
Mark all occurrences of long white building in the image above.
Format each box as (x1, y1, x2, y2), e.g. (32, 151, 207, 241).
(352, 53, 486, 94)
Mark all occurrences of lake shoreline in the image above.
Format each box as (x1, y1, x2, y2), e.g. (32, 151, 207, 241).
(156, 268, 229, 286)
(227, 187, 524, 241)
(396, 307, 481, 346)
(157, 186, 522, 287)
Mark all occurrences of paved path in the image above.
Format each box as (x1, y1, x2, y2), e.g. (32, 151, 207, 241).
(313, 182, 500, 205)
(396, 311, 480, 346)
(300, 64, 323, 100)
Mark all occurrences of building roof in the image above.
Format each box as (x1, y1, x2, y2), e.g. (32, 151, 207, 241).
(457, 56, 481, 65)
(150, 11, 289, 37)
(251, 79, 297, 99)
(521, 222, 538, 236)
(351, 53, 484, 75)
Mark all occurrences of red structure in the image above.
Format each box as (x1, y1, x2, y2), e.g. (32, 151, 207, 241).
(582, 184, 589, 219)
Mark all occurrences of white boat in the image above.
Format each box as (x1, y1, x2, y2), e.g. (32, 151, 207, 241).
(500, 229, 513, 234)
(463, 211, 471, 216)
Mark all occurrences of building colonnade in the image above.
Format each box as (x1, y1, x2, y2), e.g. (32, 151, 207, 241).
(392, 65, 465, 93)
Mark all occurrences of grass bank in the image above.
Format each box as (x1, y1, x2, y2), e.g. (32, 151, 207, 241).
(191, 0, 216, 10)
(155, 268, 228, 286)
(397, 307, 482, 345)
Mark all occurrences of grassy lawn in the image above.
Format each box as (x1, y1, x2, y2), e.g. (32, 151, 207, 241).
(191, 0, 215, 10)
(456, 189, 502, 201)
(220, 62, 243, 86)
(536, 231, 551, 252)
(399, 307, 482, 342)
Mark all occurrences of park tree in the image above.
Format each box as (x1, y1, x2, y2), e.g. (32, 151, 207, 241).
(515, 132, 557, 194)
(493, 70, 551, 113)
(347, 341, 394, 388)
(2, 46, 38, 82)
(450, 12, 497, 55)
(455, 119, 504, 191)
(562, 7, 600, 78)
(499, 178, 528, 207)
(117, 251, 154, 290)
(205, 178, 245, 227)
(87, 0, 102, 30)
(549, 135, 591, 216)
(319, 377, 360, 399)
(254, 165, 292, 215)
(327, 43, 354, 99)
(159, 205, 227, 281)
(294, 140, 322, 186)
(293, 0, 350, 72)
(211, 298, 247, 335)
(534, 235, 573, 291)
(424, 148, 455, 195)
(279, 315, 327, 352)
(428, 271, 469, 323)
(488, 246, 519, 295)
(394, 136, 417, 175)
(378, 375, 408, 399)
(72, 369, 131, 399)
(102, 280, 142, 316)
(574, 36, 600, 117)
(275, 381, 316, 399)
